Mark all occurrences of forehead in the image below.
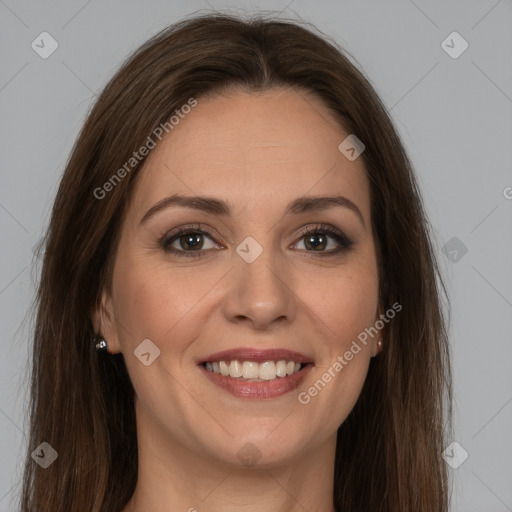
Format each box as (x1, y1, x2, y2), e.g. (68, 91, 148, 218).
(129, 87, 371, 221)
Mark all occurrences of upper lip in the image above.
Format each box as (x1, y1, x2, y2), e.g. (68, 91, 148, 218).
(198, 348, 314, 364)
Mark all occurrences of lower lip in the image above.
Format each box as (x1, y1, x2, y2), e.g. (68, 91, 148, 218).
(199, 363, 313, 399)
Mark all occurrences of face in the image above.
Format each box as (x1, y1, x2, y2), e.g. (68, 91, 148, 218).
(93, 87, 381, 469)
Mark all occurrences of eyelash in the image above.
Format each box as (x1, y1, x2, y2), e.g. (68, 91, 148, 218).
(158, 223, 354, 259)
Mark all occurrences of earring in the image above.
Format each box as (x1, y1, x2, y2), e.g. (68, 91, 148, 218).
(94, 336, 108, 353)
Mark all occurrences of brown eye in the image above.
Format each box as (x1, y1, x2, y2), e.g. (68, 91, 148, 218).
(293, 224, 353, 255)
(159, 226, 220, 258)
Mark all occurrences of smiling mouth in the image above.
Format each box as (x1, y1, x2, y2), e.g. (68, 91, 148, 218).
(197, 347, 314, 399)
(201, 359, 310, 382)
(198, 359, 314, 399)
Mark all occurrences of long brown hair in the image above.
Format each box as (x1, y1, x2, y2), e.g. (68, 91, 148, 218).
(20, 12, 452, 512)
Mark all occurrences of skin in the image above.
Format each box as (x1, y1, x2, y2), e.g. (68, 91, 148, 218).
(92, 86, 381, 512)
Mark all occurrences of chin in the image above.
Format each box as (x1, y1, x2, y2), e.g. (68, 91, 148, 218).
(200, 426, 309, 469)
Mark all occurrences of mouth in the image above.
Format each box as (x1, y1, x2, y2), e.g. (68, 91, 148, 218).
(197, 348, 314, 399)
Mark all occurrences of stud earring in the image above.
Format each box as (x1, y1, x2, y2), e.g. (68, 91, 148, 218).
(94, 336, 108, 353)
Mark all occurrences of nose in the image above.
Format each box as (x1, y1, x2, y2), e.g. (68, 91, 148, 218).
(222, 241, 297, 330)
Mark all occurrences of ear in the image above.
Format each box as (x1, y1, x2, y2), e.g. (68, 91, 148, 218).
(370, 304, 384, 358)
(370, 333, 381, 357)
(91, 289, 122, 354)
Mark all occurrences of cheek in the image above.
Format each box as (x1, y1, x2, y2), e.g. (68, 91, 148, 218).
(299, 255, 378, 398)
(293, 281, 378, 438)
(112, 254, 223, 350)
(297, 279, 377, 433)
(304, 260, 379, 347)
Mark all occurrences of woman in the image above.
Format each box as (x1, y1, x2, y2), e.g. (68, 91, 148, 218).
(21, 12, 452, 512)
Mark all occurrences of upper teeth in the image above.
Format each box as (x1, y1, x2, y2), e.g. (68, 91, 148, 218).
(204, 360, 303, 380)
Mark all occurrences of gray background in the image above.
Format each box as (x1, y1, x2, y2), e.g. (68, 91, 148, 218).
(1, 0, 511, 510)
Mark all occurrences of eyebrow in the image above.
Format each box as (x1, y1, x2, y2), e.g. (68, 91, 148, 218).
(139, 193, 366, 228)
